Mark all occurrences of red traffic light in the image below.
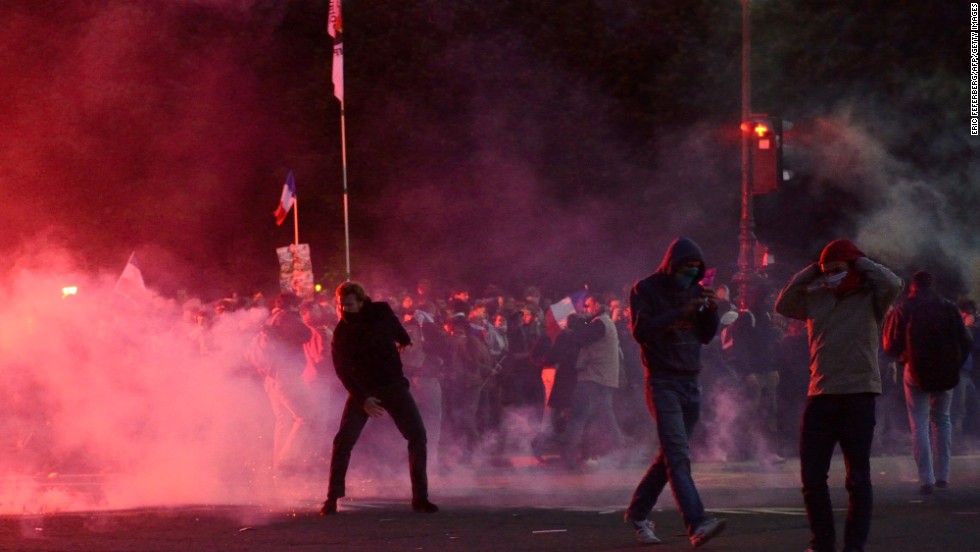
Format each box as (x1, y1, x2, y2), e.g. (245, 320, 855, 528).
(740, 121, 771, 138)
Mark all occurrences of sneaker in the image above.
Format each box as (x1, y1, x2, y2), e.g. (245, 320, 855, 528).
(936, 480, 948, 489)
(690, 518, 726, 548)
(411, 498, 439, 513)
(626, 518, 661, 544)
(320, 498, 338, 516)
(919, 484, 934, 495)
(760, 453, 787, 467)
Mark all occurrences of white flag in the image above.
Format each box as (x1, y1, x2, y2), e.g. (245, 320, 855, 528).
(114, 252, 146, 299)
(328, 0, 344, 105)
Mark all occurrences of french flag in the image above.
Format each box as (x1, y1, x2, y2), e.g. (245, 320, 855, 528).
(273, 171, 296, 226)
(543, 289, 588, 342)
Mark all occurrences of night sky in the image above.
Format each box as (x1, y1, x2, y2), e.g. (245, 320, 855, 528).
(1, 0, 975, 302)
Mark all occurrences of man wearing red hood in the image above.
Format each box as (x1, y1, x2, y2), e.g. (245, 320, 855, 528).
(775, 239, 903, 552)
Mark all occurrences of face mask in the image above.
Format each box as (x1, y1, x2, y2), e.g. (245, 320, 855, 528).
(676, 267, 700, 288)
(823, 271, 847, 288)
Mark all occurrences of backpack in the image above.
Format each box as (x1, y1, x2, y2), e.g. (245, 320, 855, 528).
(905, 298, 968, 392)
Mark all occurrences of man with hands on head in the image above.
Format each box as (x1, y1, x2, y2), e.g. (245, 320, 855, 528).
(775, 239, 903, 552)
(321, 281, 438, 516)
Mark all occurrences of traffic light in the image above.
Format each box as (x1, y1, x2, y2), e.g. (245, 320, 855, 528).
(741, 115, 784, 195)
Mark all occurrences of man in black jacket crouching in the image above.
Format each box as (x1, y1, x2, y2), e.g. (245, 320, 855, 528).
(321, 281, 438, 515)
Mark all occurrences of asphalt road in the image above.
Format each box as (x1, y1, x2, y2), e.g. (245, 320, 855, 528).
(3, 454, 980, 551)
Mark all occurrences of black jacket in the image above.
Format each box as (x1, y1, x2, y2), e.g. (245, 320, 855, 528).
(629, 237, 720, 379)
(331, 300, 412, 404)
(882, 288, 972, 391)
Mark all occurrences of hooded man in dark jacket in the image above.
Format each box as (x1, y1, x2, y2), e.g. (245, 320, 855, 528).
(624, 237, 726, 547)
(321, 282, 438, 515)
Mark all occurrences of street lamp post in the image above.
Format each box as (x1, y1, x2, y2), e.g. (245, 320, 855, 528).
(734, 0, 758, 310)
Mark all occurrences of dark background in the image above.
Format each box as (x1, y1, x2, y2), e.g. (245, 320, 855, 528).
(0, 0, 973, 301)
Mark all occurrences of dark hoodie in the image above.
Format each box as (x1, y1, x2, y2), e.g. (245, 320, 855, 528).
(331, 299, 412, 405)
(629, 237, 720, 379)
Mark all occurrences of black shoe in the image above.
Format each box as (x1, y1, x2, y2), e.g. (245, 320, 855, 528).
(411, 498, 439, 513)
(936, 480, 948, 489)
(320, 498, 338, 516)
(919, 484, 934, 495)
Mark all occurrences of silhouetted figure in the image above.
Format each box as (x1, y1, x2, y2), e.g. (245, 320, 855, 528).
(261, 292, 315, 474)
(883, 271, 972, 494)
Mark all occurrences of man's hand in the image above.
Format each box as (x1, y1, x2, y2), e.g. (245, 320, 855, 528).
(700, 287, 718, 309)
(363, 396, 385, 418)
(681, 288, 717, 317)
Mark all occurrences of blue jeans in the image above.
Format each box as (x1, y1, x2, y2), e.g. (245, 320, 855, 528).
(951, 368, 979, 435)
(904, 369, 953, 486)
(800, 393, 876, 552)
(626, 378, 706, 535)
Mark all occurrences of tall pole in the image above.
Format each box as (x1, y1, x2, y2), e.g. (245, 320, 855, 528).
(293, 196, 300, 246)
(734, 0, 757, 310)
(329, 0, 351, 282)
(340, 109, 351, 282)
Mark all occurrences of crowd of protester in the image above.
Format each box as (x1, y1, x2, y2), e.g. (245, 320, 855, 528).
(177, 274, 980, 476)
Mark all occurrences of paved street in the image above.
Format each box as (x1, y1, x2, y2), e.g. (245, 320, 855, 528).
(3, 454, 980, 551)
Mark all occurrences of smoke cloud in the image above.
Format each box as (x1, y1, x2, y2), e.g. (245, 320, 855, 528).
(760, 109, 980, 298)
(0, 245, 277, 513)
(0, 0, 295, 298)
(0, 0, 970, 517)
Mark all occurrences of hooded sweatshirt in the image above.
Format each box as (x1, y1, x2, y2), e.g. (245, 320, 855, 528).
(629, 237, 720, 380)
(774, 240, 903, 396)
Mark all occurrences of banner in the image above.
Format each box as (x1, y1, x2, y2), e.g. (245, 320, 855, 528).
(276, 243, 315, 299)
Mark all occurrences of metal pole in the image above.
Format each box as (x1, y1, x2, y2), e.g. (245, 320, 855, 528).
(329, 0, 350, 282)
(293, 196, 299, 246)
(735, 0, 756, 310)
(340, 107, 351, 282)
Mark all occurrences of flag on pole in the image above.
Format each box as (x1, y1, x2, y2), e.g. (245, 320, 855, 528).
(327, 0, 344, 105)
(273, 171, 296, 226)
(114, 252, 146, 299)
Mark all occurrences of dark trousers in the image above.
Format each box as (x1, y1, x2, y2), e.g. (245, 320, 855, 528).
(800, 393, 876, 552)
(328, 385, 429, 500)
